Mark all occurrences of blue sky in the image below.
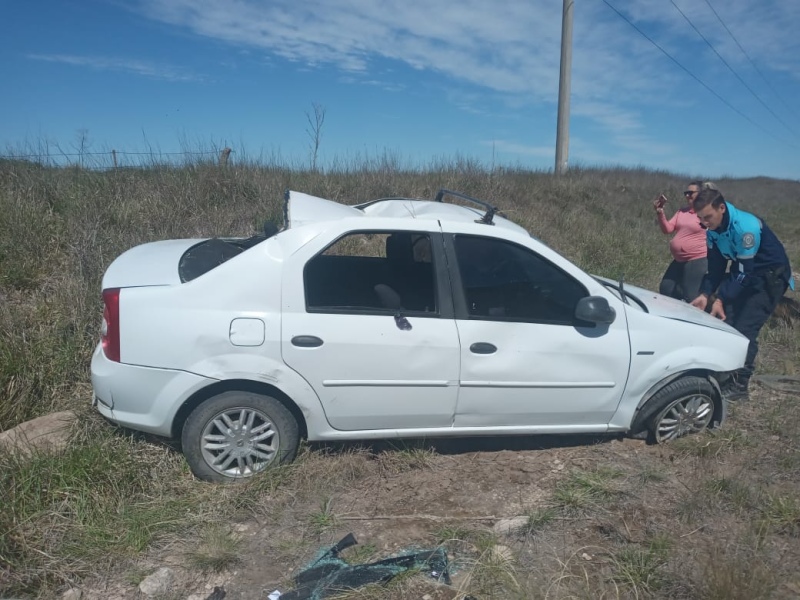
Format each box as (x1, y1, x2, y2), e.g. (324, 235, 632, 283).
(2, 0, 799, 180)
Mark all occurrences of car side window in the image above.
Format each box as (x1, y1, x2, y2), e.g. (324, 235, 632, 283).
(304, 231, 437, 314)
(454, 235, 587, 325)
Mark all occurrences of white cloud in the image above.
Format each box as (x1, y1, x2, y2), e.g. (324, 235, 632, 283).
(27, 54, 204, 82)
(577, 101, 642, 132)
(129, 0, 800, 160)
(134, 0, 566, 95)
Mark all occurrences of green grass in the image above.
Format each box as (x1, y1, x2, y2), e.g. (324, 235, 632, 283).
(524, 508, 557, 534)
(341, 542, 378, 565)
(705, 476, 756, 513)
(609, 536, 670, 595)
(431, 524, 472, 545)
(468, 543, 521, 597)
(308, 496, 339, 535)
(551, 467, 624, 513)
(672, 428, 753, 458)
(756, 493, 800, 537)
(0, 418, 196, 595)
(637, 463, 668, 484)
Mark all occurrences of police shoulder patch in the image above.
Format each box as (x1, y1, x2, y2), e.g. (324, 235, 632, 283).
(742, 232, 756, 249)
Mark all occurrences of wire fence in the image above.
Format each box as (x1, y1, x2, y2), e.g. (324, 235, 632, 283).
(1, 147, 234, 170)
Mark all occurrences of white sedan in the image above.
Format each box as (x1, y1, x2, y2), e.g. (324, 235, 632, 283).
(91, 189, 748, 481)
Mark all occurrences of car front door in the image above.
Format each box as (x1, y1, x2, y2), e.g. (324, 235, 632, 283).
(448, 233, 631, 430)
(281, 227, 461, 431)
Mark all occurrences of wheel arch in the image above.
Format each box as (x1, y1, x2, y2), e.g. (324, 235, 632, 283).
(629, 369, 726, 437)
(171, 379, 309, 441)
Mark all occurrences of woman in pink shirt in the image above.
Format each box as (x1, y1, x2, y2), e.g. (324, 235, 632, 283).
(653, 181, 708, 301)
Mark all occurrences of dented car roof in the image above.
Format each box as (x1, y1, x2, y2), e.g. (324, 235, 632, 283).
(285, 190, 530, 236)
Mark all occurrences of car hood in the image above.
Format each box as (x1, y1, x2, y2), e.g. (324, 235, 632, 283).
(102, 239, 205, 289)
(623, 282, 744, 336)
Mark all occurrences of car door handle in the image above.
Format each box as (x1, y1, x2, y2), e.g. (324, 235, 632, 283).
(470, 342, 497, 354)
(291, 335, 324, 348)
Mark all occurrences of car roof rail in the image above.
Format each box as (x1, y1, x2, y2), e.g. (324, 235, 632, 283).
(434, 189, 503, 225)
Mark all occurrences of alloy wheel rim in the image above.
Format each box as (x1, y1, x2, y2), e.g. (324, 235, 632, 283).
(655, 394, 714, 443)
(200, 407, 280, 478)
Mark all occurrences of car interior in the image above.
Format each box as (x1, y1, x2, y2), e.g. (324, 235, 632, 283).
(304, 232, 437, 314)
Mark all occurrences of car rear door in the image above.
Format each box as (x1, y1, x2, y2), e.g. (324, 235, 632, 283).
(281, 225, 461, 431)
(447, 232, 631, 430)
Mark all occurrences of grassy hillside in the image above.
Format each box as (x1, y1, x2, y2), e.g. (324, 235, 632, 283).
(1, 158, 799, 598)
(2, 158, 797, 432)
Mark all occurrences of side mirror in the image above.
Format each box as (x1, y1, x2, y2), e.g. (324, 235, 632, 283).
(575, 296, 616, 324)
(374, 284, 412, 331)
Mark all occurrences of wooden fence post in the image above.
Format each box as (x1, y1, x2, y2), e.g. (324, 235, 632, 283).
(219, 147, 232, 166)
(112, 149, 118, 169)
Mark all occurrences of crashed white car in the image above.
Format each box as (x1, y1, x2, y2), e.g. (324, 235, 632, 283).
(92, 189, 748, 481)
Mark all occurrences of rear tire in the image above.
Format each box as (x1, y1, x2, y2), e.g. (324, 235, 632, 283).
(634, 376, 717, 444)
(182, 391, 299, 482)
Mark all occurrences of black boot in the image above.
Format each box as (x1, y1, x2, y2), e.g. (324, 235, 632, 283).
(722, 373, 750, 402)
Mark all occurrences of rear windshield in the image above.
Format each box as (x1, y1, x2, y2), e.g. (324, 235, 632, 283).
(178, 236, 265, 282)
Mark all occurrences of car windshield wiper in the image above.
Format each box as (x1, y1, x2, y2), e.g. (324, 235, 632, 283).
(617, 276, 629, 305)
(595, 277, 649, 312)
(595, 277, 625, 299)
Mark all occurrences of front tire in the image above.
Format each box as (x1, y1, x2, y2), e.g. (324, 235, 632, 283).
(635, 376, 717, 444)
(181, 391, 299, 482)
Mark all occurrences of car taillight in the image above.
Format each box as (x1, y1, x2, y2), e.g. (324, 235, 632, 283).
(101, 288, 121, 362)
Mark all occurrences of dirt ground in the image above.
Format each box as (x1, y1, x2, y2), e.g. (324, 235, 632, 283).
(75, 380, 800, 600)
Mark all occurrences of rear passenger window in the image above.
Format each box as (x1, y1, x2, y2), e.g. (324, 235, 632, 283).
(304, 232, 437, 315)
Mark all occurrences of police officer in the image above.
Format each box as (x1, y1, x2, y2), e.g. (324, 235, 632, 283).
(690, 188, 794, 400)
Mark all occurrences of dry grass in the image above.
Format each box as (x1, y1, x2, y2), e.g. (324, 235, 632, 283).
(185, 525, 243, 573)
(1, 156, 800, 598)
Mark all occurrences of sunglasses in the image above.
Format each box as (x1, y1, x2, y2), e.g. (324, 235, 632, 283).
(683, 190, 698, 197)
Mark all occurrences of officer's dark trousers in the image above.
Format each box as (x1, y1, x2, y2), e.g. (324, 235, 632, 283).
(723, 275, 787, 384)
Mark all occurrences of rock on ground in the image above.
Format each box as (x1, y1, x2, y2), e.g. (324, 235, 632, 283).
(0, 410, 77, 457)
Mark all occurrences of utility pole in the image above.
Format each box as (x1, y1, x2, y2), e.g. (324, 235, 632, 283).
(555, 0, 574, 175)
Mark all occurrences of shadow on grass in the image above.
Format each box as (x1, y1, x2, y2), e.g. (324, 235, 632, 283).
(103, 414, 625, 464)
(310, 432, 625, 458)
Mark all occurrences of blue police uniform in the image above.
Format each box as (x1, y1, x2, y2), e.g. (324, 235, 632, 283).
(699, 201, 793, 393)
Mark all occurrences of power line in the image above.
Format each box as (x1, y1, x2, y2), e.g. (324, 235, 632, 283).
(701, 0, 800, 124)
(670, 0, 800, 140)
(599, 0, 797, 150)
